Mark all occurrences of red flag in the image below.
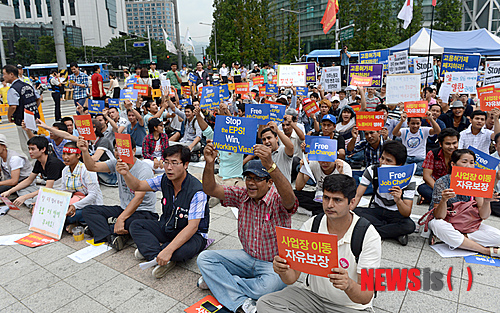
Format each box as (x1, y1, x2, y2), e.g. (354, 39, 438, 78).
(321, 0, 339, 34)
(432, 0, 436, 6)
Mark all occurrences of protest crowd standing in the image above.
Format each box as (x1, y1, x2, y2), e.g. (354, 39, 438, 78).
(3, 52, 500, 313)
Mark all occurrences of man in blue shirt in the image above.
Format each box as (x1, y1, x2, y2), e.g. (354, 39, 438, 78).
(340, 45, 351, 85)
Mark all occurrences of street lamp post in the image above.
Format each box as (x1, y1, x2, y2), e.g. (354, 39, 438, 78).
(200, 22, 217, 66)
(280, 7, 312, 60)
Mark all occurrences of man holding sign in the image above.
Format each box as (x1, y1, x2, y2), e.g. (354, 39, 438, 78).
(257, 174, 381, 313)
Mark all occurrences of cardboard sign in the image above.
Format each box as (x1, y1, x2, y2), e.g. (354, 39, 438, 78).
(184, 295, 225, 313)
(414, 56, 434, 84)
(320, 66, 341, 92)
(29, 187, 71, 240)
(296, 86, 308, 96)
(385, 74, 421, 104)
(188, 72, 197, 84)
(351, 104, 361, 112)
(219, 84, 231, 101)
(304, 135, 314, 153)
(200, 86, 220, 109)
(308, 137, 338, 162)
(441, 53, 481, 75)
(348, 64, 383, 87)
(356, 112, 385, 131)
(360, 49, 390, 71)
(120, 89, 139, 102)
(73, 115, 96, 141)
(181, 86, 191, 96)
(443, 72, 477, 94)
(303, 98, 319, 117)
(477, 85, 495, 98)
(266, 84, 278, 95)
(213, 115, 258, 155)
(108, 99, 120, 109)
(235, 82, 249, 95)
(291, 62, 317, 83)
(88, 100, 105, 114)
(179, 98, 192, 107)
(377, 164, 416, 193)
(152, 89, 162, 99)
(245, 103, 270, 124)
(468, 146, 500, 170)
(133, 84, 151, 97)
(484, 61, 500, 87)
(388, 51, 408, 74)
(126, 77, 138, 88)
(115, 133, 134, 164)
(15, 232, 58, 248)
(479, 92, 500, 111)
(276, 226, 338, 277)
(24, 109, 37, 131)
(404, 101, 428, 117)
(350, 75, 373, 87)
(450, 167, 495, 198)
(252, 76, 265, 85)
(0, 196, 19, 210)
(277, 65, 307, 87)
(268, 101, 286, 122)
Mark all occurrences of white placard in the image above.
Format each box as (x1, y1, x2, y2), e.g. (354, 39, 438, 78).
(438, 84, 453, 101)
(484, 61, 500, 88)
(24, 110, 37, 131)
(161, 79, 170, 89)
(388, 51, 408, 74)
(414, 56, 434, 84)
(277, 65, 307, 87)
(29, 187, 71, 240)
(68, 244, 112, 263)
(443, 72, 477, 94)
(320, 66, 341, 92)
(385, 74, 421, 104)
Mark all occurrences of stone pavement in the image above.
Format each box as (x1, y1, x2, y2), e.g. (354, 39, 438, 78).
(1, 97, 500, 312)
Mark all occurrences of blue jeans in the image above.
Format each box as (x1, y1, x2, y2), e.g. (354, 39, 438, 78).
(65, 209, 85, 224)
(98, 172, 117, 185)
(197, 249, 287, 312)
(417, 183, 433, 203)
(406, 156, 425, 175)
(74, 98, 87, 114)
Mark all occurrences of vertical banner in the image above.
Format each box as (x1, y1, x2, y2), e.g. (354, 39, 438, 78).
(29, 187, 72, 240)
(115, 133, 134, 164)
(385, 74, 421, 104)
(277, 65, 307, 86)
(73, 115, 96, 141)
(213, 115, 258, 155)
(320, 66, 341, 92)
(348, 64, 383, 87)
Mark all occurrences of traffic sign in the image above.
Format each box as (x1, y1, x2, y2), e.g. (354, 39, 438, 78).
(133, 42, 146, 47)
(340, 27, 354, 41)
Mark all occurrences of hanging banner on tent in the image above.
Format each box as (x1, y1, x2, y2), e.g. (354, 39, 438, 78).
(291, 62, 317, 83)
(385, 74, 421, 104)
(277, 65, 307, 87)
(414, 56, 434, 84)
(348, 64, 383, 87)
(443, 72, 477, 94)
(484, 61, 500, 87)
(388, 51, 408, 75)
(320, 66, 341, 92)
(441, 53, 481, 75)
(359, 49, 390, 71)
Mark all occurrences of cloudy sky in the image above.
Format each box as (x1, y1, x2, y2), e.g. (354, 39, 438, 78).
(178, 0, 214, 58)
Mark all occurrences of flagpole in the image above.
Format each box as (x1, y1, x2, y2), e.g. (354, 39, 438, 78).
(425, 5, 435, 86)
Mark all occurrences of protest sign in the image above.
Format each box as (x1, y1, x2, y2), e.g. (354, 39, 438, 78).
(266, 101, 286, 122)
(115, 133, 134, 164)
(276, 226, 338, 277)
(296, 86, 308, 96)
(464, 254, 500, 268)
(245, 103, 270, 124)
(480, 92, 500, 111)
(441, 53, 481, 75)
(213, 115, 258, 155)
(477, 85, 495, 98)
(351, 104, 361, 112)
(388, 51, 408, 74)
(356, 112, 385, 131)
(120, 89, 139, 102)
(24, 109, 37, 131)
(291, 62, 317, 83)
(484, 61, 500, 87)
(302, 98, 319, 117)
(179, 98, 192, 107)
(181, 86, 191, 96)
(348, 64, 383, 87)
(360, 49, 390, 70)
(320, 66, 341, 92)
(235, 82, 249, 95)
(1, 196, 19, 210)
(414, 56, 434, 84)
(266, 84, 278, 95)
(259, 85, 266, 97)
(15, 232, 58, 248)
(404, 101, 428, 117)
(73, 115, 96, 141)
(161, 79, 170, 89)
(438, 84, 453, 102)
(450, 167, 495, 198)
(200, 86, 220, 109)
(350, 75, 373, 87)
(277, 65, 307, 87)
(125, 77, 137, 88)
(227, 83, 235, 91)
(0, 103, 7, 116)
(219, 84, 231, 101)
(252, 76, 265, 85)
(468, 146, 500, 170)
(108, 99, 120, 109)
(29, 187, 71, 240)
(308, 138, 338, 162)
(133, 84, 151, 97)
(385, 74, 421, 104)
(377, 164, 416, 193)
(304, 135, 314, 153)
(184, 295, 223, 313)
(88, 100, 105, 114)
(443, 72, 477, 94)
(188, 72, 197, 84)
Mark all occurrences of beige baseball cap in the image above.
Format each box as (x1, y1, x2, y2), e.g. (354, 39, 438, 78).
(0, 134, 7, 147)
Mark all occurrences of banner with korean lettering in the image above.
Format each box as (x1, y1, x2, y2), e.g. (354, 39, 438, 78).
(350, 75, 373, 87)
(484, 61, 500, 87)
(213, 115, 258, 155)
(477, 85, 495, 99)
(200, 86, 220, 109)
(440, 53, 481, 75)
(252, 76, 265, 85)
(277, 65, 307, 87)
(356, 112, 385, 131)
(385, 74, 421, 104)
(404, 101, 428, 117)
(276, 226, 338, 277)
(291, 62, 317, 84)
(360, 49, 390, 70)
(115, 133, 134, 164)
(73, 115, 96, 141)
(308, 137, 338, 162)
(320, 66, 341, 92)
(120, 89, 138, 102)
(0, 103, 8, 116)
(235, 82, 249, 95)
(88, 100, 104, 114)
(296, 86, 308, 96)
(266, 84, 278, 95)
(413, 56, 434, 84)
(348, 64, 383, 87)
(181, 86, 191, 96)
(259, 85, 266, 97)
(303, 98, 320, 117)
(451, 167, 495, 198)
(245, 103, 270, 124)
(377, 164, 416, 193)
(266, 100, 286, 122)
(29, 187, 72, 240)
(133, 84, 151, 97)
(443, 72, 477, 94)
(108, 99, 120, 109)
(388, 51, 408, 75)
(480, 92, 500, 111)
(468, 146, 500, 170)
(15, 232, 58, 248)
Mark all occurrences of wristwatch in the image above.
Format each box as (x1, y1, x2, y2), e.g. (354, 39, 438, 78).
(267, 163, 277, 174)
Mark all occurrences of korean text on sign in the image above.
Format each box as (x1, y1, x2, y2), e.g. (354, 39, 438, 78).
(443, 72, 477, 94)
(302, 98, 319, 117)
(277, 65, 307, 87)
(356, 112, 385, 131)
(73, 115, 96, 141)
(404, 101, 428, 117)
(29, 187, 72, 240)
(385, 74, 421, 104)
(440, 53, 481, 75)
(450, 167, 495, 198)
(115, 133, 134, 164)
(276, 226, 338, 277)
(15, 232, 58, 248)
(479, 92, 500, 111)
(235, 82, 249, 95)
(213, 115, 258, 155)
(350, 75, 373, 87)
(348, 63, 383, 87)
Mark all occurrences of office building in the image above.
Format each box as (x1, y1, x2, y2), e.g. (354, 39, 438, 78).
(125, 0, 175, 41)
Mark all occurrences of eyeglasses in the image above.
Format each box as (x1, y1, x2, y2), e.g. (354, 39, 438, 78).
(163, 160, 183, 167)
(244, 176, 268, 182)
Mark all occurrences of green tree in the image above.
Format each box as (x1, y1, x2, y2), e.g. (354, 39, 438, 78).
(13, 38, 37, 66)
(37, 36, 56, 63)
(435, 0, 462, 31)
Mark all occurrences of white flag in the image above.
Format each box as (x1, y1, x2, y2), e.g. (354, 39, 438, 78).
(163, 29, 177, 55)
(184, 28, 195, 52)
(397, 0, 413, 29)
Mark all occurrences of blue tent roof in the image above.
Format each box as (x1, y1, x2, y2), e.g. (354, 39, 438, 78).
(306, 49, 359, 59)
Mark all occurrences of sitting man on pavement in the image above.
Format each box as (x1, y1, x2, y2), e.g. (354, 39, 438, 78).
(346, 127, 384, 168)
(257, 174, 381, 313)
(353, 141, 416, 246)
(458, 109, 500, 153)
(309, 114, 346, 160)
(116, 144, 209, 279)
(77, 136, 158, 251)
(197, 143, 299, 313)
(438, 101, 470, 133)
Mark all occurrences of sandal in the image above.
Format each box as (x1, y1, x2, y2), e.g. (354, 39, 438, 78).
(489, 247, 500, 258)
(66, 224, 77, 234)
(417, 195, 425, 205)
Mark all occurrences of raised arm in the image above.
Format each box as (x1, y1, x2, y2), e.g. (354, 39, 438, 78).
(268, 121, 294, 157)
(115, 159, 154, 192)
(358, 86, 367, 112)
(392, 112, 406, 137)
(202, 142, 225, 201)
(77, 136, 110, 173)
(426, 111, 441, 135)
(36, 119, 78, 142)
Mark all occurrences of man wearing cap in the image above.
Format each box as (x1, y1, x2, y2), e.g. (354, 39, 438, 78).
(438, 101, 470, 133)
(17, 64, 31, 85)
(231, 62, 242, 83)
(198, 142, 298, 313)
(309, 114, 346, 160)
(0, 134, 36, 195)
(148, 62, 160, 79)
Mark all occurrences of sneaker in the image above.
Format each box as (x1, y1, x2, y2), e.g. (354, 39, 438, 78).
(239, 298, 257, 313)
(152, 261, 176, 279)
(197, 276, 209, 290)
(398, 234, 408, 246)
(109, 234, 126, 251)
(134, 248, 145, 260)
(99, 179, 118, 187)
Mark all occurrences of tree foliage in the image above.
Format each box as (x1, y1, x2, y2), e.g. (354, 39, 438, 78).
(435, 0, 462, 31)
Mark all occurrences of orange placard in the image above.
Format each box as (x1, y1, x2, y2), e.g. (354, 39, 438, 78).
(197, 86, 203, 95)
(235, 82, 250, 94)
(0, 103, 7, 116)
(253, 76, 264, 85)
(152, 89, 161, 98)
(259, 85, 266, 97)
(404, 101, 428, 117)
(480, 92, 500, 111)
(115, 133, 134, 164)
(227, 83, 235, 91)
(181, 86, 191, 96)
(356, 112, 385, 131)
(351, 104, 361, 112)
(73, 115, 96, 141)
(184, 295, 223, 313)
(1, 196, 19, 210)
(302, 98, 320, 117)
(477, 85, 495, 98)
(276, 226, 338, 277)
(450, 167, 495, 198)
(271, 76, 277, 84)
(133, 84, 151, 97)
(15, 232, 58, 248)
(351, 75, 373, 87)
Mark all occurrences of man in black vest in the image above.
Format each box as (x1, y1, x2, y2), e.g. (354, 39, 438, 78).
(3, 64, 41, 158)
(116, 144, 209, 279)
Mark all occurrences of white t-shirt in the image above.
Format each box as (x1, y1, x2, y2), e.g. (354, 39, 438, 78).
(219, 67, 229, 77)
(152, 139, 162, 159)
(303, 160, 352, 201)
(272, 145, 293, 182)
(400, 127, 432, 158)
(278, 123, 306, 159)
(1, 156, 25, 180)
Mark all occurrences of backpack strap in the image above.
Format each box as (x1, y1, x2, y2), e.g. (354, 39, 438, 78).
(310, 213, 325, 233)
(351, 216, 371, 264)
